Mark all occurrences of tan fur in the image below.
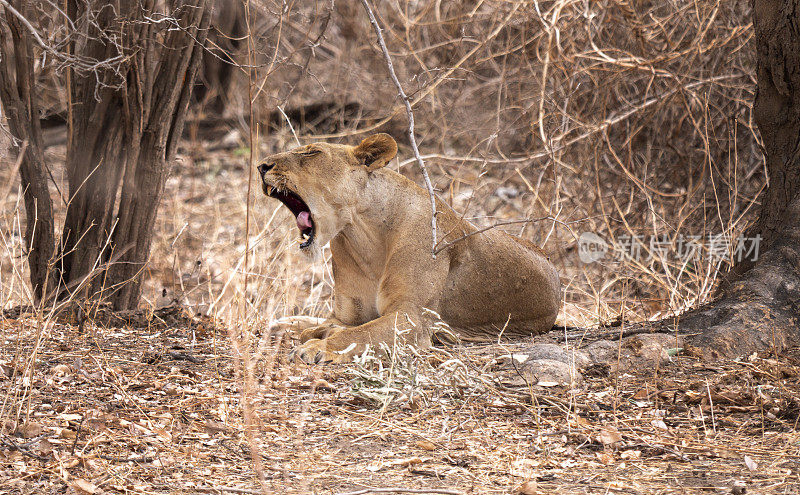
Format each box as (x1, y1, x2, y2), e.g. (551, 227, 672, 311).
(259, 133, 561, 363)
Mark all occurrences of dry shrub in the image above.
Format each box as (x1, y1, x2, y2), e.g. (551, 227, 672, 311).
(2, 0, 760, 329)
(220, 0, 760, 326)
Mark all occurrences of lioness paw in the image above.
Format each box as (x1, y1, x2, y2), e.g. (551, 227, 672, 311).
(298, 324, 344, 343)
(290, 338, 360, 364)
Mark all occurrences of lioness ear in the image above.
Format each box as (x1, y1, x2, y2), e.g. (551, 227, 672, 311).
(353, 133, 398, 171)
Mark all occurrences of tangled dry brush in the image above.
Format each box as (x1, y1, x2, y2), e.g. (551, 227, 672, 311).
(213, 0, 761, 326)
(1, 0, 760, 326)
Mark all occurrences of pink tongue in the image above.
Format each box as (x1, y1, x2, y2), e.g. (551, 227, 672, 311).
(296, 211, 312, 230)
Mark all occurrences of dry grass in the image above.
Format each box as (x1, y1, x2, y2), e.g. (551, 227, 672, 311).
(1, 0, 796, 493)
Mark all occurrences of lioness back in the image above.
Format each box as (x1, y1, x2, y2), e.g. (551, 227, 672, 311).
(436, 214, 560, 338)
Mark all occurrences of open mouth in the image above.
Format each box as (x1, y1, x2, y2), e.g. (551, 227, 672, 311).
(264, 184, 315, 249)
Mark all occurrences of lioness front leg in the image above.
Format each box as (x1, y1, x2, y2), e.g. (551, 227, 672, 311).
(298, 318, 347, 342)
(292, 309, 426, 364)
(292, 239, 448, 364)
(269, 315, 327, 337)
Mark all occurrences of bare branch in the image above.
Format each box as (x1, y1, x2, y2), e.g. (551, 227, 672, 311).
(359, 0, 438, 257)
(0, 0, 126, 74)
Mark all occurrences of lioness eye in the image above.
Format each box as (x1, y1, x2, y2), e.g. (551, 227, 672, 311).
(297, 149, 321, 157)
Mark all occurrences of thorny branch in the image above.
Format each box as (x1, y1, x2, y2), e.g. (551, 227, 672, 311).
(359, 0, 439, 257)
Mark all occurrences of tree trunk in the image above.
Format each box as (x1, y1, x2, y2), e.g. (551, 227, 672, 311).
(194, 3, 245, 113)
(55, 0, 210, 309)
(57, 1, 129, 301)
(0, 2, 55, 302)
(107, 2, 211, 310)
(666, 0, 800, 358)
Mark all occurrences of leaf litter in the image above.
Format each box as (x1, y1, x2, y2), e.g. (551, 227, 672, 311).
(0, 312, 799, 494)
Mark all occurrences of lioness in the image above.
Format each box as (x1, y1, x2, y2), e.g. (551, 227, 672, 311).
(258, 133, 560, 363)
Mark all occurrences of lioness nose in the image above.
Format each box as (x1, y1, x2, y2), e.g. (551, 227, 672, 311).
(258, 162, 274, 176)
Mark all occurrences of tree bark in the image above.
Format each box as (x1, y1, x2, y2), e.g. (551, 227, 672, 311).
(0, 2, 55, 302)
(57, 0, 131, 300)
(108, 2, 211, 309)
(55, 0, 210, 309)
(661, 0, 800, 358)
(194, 3, 245, 113)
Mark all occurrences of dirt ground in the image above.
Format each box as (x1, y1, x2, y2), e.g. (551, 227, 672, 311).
(1, 311, 798, 495)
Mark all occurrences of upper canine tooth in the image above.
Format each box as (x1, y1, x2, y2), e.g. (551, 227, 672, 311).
(266, 185, 274, 194)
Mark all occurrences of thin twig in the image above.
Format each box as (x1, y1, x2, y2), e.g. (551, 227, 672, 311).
(0, 0, 125, 73)
(241, 2, 269, 492)
(359, 0, 438, 257)
(337, 488, 465, 495)
(243, 0, 255, 316)
(0, 140, 27, 201)
(397, 74, 741, 170)
(434, 217, 550, 255)
(195, 486, 264, 494)
(277, 106, 301, 146)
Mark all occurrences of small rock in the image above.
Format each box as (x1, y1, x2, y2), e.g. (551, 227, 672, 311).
(584, 339, 618, 363)
(622, 333, 682, 363)
(523, 343, 591, 368)
(523, 359, 582, 387)
(584, 334, 684, 371)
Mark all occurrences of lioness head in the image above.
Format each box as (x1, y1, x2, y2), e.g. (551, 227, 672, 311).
(258, 133, 398, 256)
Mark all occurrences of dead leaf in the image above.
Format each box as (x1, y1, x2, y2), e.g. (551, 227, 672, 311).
(515, 480, 538, 494)
(154, 427, 172, 443)
(204, 420, 232, 434)
(367, 456, 424, 472)
(650, 419, 669, 430)
(595, 452, 614, 464)
(620, 449, 641, 460)
(744, 455, 758, 472)
(415, 440, 436, 451)
(0, 361, 15, 378)
(312, 378, 336, 391)
(60, 428, 77, 440)
(36, 439, 54, 456)
(51, 364, 72, 376)
(18, 421, 43, 438)
(596, 426, 622, 446)
(69, 478, 98, 494)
